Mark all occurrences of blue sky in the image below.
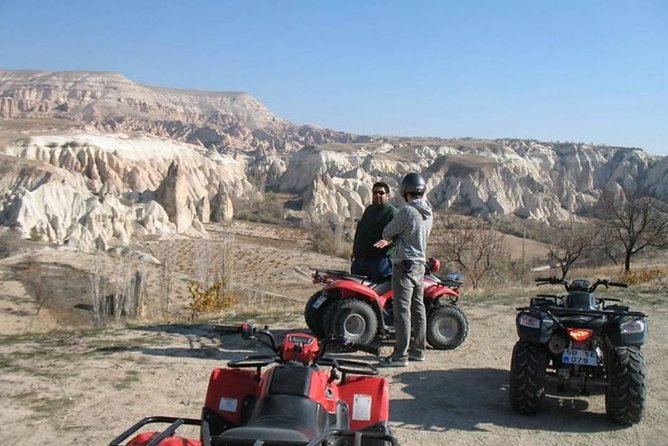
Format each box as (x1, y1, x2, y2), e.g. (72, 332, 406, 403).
(1, 0, 667, 156)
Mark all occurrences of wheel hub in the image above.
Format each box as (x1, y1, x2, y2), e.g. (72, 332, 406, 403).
(436, 317, 459, 340)
(343, 313, 367, 338)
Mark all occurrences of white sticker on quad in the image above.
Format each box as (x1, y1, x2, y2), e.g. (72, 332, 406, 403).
(352, 394, 372, 421)
(219, 397, 238, 412)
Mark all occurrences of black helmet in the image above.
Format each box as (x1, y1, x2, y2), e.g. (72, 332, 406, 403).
(400, 172, 426, 198)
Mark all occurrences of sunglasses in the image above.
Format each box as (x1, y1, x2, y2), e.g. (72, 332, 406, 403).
(372, 190, 387, 196)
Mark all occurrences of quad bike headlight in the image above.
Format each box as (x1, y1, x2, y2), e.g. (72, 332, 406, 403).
(518, 313, 541, 329)
(620, 318, 646, 334)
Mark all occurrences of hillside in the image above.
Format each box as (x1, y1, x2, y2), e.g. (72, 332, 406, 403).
(1, 69, 667, 254)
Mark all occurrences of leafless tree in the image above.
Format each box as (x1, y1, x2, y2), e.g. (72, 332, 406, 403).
(431, 213, 506, 288)
(547, 222, 596, 278)
(597, 187, 668, 272)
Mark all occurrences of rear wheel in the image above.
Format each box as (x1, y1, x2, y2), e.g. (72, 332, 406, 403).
(304, 292, 327, 337)
(426, 304, 469, 349)
(327, 299, 378, 345)
(509, 340, 547, 414)
(605, 346, 646, 425)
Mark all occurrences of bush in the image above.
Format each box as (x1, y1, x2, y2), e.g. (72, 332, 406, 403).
(188, 279, 238, 318)
(0, 230, 25, 259)
(234, 192, 286, 225)
(618, 267, 667, 285)
(308, 220, 352, 259)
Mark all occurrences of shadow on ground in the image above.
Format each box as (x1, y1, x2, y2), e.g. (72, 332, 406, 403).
(94, 324, 319, 363)
(391, 368, 624, 434)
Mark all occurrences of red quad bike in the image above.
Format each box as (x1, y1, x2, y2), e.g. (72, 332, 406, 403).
(109, 324, 398, 446)
(509, 277, 648, 425)
(305, 258, 469, 350)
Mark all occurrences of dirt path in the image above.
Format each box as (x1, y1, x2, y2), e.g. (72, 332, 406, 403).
(0, 295, 665, 446)
(0, 222, 665, 445)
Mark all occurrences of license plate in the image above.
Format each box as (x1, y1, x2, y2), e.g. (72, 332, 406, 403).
(562, 349, 598, 366)
(312, 295, 327, 309)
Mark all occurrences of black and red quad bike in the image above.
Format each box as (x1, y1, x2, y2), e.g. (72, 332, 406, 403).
(509, 277, 648, 425)
(305, 258, 468, 350)
(109, 324, 398, 446)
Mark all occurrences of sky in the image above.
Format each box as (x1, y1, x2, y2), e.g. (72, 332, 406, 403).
(1, 0, 667, 156)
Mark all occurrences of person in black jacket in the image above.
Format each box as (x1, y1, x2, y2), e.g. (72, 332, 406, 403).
(350, 181, 398, 279)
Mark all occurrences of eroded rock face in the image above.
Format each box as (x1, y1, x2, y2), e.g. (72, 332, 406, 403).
(1, 70, 666, 248)
(0, 70, 363, 153)
(0, 70, 283, 127)
(280, 140, 667, 226)
(0, 133, 259, 249)
(1, 179, 175, 251)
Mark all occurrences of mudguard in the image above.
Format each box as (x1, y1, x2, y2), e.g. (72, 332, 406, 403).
(337, 376, 390, 431)
(325, 280, 383, 302)
(515, 312, 556, 344)
(606, 315, 648, 348)
(203, 367, 259, 434)
(424, 283, 459, 300)
(324, 280, 392, 331)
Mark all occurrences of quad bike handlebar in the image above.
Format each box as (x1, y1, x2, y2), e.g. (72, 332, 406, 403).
(535, 277, 628, 292)
(212, 323, 380, 375)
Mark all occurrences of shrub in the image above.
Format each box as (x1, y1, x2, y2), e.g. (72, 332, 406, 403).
(0, 229, 25, 259)
(188, 279, 239, 318)
(234, 192, 286, 225)
(617, 267, 667, 285)
(308, 220, 352, 259)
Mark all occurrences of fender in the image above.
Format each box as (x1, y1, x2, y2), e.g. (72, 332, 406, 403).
(324, 279, 381, 301)
(203, 367, 259, 435)
(515, 311, 556, 344)
(325, 280, 392, 331)
(337, 376, 390, 431)
(424, 284, 459, 301)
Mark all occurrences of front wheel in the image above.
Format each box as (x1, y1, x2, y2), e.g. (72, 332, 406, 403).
(426, 304, 469, 349)
(304, 292, 327, 337)
(509, 340, 547, 414)
(327, 299, 379, 345)
(605, 346, 646, 425)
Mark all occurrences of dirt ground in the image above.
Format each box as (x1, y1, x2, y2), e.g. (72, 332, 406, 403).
(0, 222, 666, 446)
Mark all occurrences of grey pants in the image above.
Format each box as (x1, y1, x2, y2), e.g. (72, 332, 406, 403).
(391, 260, 426, 360)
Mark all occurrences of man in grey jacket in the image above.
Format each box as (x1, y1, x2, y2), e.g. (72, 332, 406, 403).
(373, 172, 433, 367)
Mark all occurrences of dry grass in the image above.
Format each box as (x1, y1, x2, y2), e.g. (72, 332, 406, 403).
(2, 216, 664, 334)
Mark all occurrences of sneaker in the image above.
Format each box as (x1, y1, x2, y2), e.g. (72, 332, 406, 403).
(408, 354, 426, 362)
(378, 356, 408, 368)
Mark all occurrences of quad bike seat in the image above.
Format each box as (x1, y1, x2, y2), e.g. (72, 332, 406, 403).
(213, 365, 348, 445)
(565, 291, 597, 310)
(212, 395, 347, 445)
(320, 269, 370, 283)
(267, 365, 312, 396)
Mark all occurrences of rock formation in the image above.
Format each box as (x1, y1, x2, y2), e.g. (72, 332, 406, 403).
(1, 69, 666, 250)
(0, 132, 257, 250)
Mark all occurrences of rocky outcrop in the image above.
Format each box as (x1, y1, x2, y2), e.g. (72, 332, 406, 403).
(279, 140, 667, 226)
(1, 70, 666, 247)
(0, 70, 365, 153)
(0, 178, 175, 251)
(0, 133, 260, 249)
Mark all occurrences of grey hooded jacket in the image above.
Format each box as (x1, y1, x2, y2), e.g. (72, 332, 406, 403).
(381, 198, 433, 263)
